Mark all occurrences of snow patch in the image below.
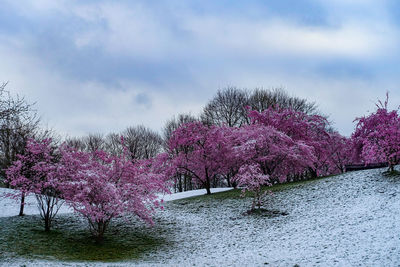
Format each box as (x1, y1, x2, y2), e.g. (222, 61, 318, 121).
(158, 187, 233, 202)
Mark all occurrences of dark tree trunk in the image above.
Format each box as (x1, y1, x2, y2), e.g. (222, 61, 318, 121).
(232, 181, 238, 189)
(44, 197, 51, 231)
(309, 167, 317, 178)
(389, 164, 395, 173)
(95, 221, 108, 244)
(205, 186, 211, 195)
(205, 176, 211, 195)
(177, 175, 183, 192)
(226, 174, 231, 187)
(18, 192, 25, 216)
(44, 217, 51, 232)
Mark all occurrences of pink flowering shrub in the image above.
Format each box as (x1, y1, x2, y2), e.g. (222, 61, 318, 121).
(6, 138, 62, 231)
(6, 138, 169, 240)
(58, 146, 169, 242)
(235, 164, 271, 210)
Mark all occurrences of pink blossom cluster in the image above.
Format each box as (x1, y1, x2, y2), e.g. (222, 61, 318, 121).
(352, 94, 400, 172)
(168, 106, 352, 209)
(6, 138, 170, 240)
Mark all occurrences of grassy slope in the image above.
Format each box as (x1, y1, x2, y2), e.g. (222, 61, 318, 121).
(175, 174, 337, 203)
(0, 214, 170, 262)
(0, 174, 336, 263)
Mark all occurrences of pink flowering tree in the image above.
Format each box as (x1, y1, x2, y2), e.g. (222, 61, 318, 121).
(58, 146, 169, 243)
(222, 126, 246, 188)
(232, 124, 315, 210)
(352, 94, 400, 172)
(168, 122, 230, 195)
(6, 138, 63, 231)
(327, 132, 353, 174)
(248, 106, 332, 177)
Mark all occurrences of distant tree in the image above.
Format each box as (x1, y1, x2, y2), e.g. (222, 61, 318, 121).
(163, 113, 197, 148)
(0, 82, 40, 187)
(232, 124, 315, 206)
(6, 138, 62, 231)
(352, 93, 400, 172)
(168, 122, 230, 195)
(122, 125, 163, 161)
(326, 132, 352, 174)
(163, 113, 197, 192)
(248, 106, 331, 178)
(249, 88, 318, 115)
(84, 133, 106, 152)
(64, 137, 86, 151)
(104, 132, 124, 155)
(201, 87, 249, 127)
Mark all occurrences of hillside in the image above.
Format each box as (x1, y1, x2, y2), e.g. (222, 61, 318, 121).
(1, 168, 400, 266)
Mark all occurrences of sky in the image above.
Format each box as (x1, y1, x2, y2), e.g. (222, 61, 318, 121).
(1, 0, 400, 138)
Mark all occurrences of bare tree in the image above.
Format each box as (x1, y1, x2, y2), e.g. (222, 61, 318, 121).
(201, 87, 250, 127)
(249, 87, 318, 115)
(0, 82, 40, 185)
(104, 132, 124, 156)
(84, 133, 105, 153)
(0, 82, 45, 216)
(64, 136, 86, 151)
(122, 125, 163, 160)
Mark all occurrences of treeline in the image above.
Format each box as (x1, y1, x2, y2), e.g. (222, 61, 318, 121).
(0, 85, 347, 191)
(58, 87, 327, 193)
(3, 82, 399, 241)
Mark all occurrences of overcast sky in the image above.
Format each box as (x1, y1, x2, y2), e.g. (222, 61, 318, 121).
(1, 0, 399, 138)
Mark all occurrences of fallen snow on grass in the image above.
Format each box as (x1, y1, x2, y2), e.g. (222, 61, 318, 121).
(144, 168, 400, 266)
(158, 187, 233, 202)
(0, 188, 73, 217)
(2, 168, 400, 266)
(0, 187, 233, 218)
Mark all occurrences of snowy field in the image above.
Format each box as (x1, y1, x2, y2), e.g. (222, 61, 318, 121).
(1, 168, 400, 266)
(0, 187, 233, 218)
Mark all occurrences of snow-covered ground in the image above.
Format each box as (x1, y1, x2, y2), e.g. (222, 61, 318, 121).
(158, 187, 233, 202)
(0, 187, 232, 218)
(0, 188, 73, 217)
(2, 168, 400, 266)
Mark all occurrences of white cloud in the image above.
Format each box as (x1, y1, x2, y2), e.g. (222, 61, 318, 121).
(1, 0, 399, 138)
(0, 38, 204, 137)
(65, 2, 400, 62)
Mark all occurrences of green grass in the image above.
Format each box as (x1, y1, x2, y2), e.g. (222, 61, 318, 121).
(383, 169, 400, 177)
(175, 174, 338, 203)
(0, 214, 169, 262)
(0, 173, 339, 263)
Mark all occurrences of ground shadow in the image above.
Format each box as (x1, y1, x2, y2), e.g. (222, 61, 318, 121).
(0, 213, 170, 262)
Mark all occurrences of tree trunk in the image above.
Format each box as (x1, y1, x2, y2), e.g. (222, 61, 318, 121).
(205, 174, 212, 195)
(18, 192, 25, 216)
(389, 164, 394, 173)
(44, 197, 51, 231)
(177, 175, 183, 192)
(95, 221, 108, 244)
(308, 167, 317, 178)
(204, 168, 212, 195)
(226, 174, 231, 187)
(44, 217, 50, 232)
(232, 180, 237, 189)
(205, 186, 211, 195)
